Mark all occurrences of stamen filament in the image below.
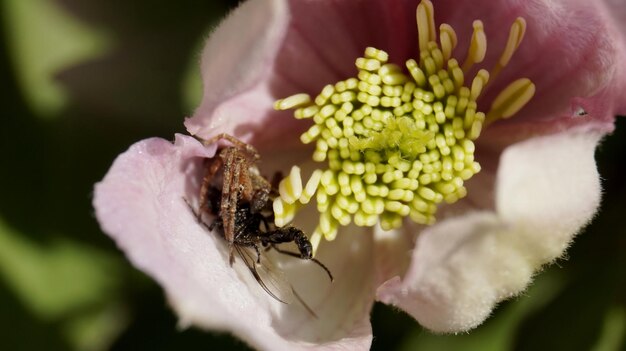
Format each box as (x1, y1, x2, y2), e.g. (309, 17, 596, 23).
(462, 20, 487, 73)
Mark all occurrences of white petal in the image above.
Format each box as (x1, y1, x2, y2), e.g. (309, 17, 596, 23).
(496, 130, 603, 262)
(93, 135, 373, 350)
(377, 129, 603, 332)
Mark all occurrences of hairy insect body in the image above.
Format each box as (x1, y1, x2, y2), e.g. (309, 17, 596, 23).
(189, 134, 332, 312)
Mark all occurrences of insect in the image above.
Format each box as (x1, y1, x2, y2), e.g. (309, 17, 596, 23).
(189, 134, 333, 311)
(197, 133, 272, 265)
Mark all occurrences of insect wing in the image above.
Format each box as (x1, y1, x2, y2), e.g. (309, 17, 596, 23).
(233, 245, 295, 305)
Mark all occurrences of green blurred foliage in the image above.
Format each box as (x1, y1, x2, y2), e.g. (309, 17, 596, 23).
(0, 0, 624, 350)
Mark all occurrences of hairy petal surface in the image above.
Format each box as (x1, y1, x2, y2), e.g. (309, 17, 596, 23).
(376, 130, 602, 332)
(184, 0, 289, 141)
(93, 135, 373, 350)
(106, 0, 626, 343)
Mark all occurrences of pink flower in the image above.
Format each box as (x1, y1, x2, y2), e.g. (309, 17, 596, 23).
(94, 0, 626, 350)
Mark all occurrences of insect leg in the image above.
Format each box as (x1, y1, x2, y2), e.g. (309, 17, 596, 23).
(270, 245, 334, 282)
(202, 133, 260, 161)
(220, 149, 242, 264)
(198, 158, 222, 221)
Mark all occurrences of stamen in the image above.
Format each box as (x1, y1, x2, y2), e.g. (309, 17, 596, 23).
(416, 0, 436, 52)
(273, 197, 298, 227)
(439, 23, 458, 63)
(310, 230, 322, 256)
(274, 93, 311, 110)
(470, 69, 490, 101)
(299, 169, 323, 204)
(491, 17, 527, 80)
(462, 20, 487, 73)
(486, 78, 535, 123)
(278, 166, 303, 204)
(275, 0, 534, 253)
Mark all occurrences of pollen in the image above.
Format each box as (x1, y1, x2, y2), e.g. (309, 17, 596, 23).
(273, 0, 535, 254)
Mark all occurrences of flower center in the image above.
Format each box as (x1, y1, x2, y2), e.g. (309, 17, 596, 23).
(273, 0, 535, 253)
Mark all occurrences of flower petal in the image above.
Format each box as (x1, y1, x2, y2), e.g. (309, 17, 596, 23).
(376, 129, 602, 332)
(185, 0, 418, 147)
(496, 129, 603, 262)
(184, 0, 289, 140)
(93, 134, 373, 350)
(457, 0, 626, 139)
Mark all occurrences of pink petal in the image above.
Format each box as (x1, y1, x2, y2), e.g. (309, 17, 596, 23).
(146, 0, 624, 339)
(377, 129, 603, 332)
(93, 134, 374, 350)
(454, 0, 626, 141)
(188, 0, 625, 150)
(184, 0, 290, 142)
(185, 0, 417, 147)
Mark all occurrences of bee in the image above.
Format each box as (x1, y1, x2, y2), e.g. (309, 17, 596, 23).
(188, 134, 332, 314)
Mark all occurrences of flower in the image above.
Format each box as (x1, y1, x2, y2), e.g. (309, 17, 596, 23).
(94, 0, 626, 350)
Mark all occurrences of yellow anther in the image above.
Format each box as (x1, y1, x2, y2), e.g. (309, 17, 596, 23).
(294, 105, 319, 119)
(356, 57, 382, 71)
(278, 166, 303, 204)
(406, 59, 427, 87)
(365, 47, 389, 62)
(300, 124, 321, 144)
(462, 20, 487, 72)
(416, 0, 436, 52)
(439, 23, 458, 62)
(380, 213, 403, 231)
(382, 73, 408, 86)
(492, 17, 527, 80)
(299, 169, 323, 204)
(470, 69, 490, 101)
(273, 197, 298, 227)
(274, 93, 311, 110)
(428, 42, 445, 71)
(486, 78, 535, 123)
(310, 230, 322, 256)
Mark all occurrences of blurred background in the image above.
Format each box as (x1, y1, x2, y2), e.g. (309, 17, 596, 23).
(1, 0, 624, 350)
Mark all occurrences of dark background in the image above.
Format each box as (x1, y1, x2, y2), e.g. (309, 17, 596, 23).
(1, 0, 624, 350)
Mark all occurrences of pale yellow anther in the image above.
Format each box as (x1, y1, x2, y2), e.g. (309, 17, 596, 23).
(294, 105, 319, 119)
(380, 213, 403, 231)
(310, 230, 322, 257)
(418, 187, 437, 201)
(416, 0, 436, 52)
(274, 93, 311, 110)
(462, 20, 487, 72)
(356, 57, 381, 71)
(382, 73, 408, 86)
(365, 47, 389, 62)
(428, 42, 445, 71)
(314, 84, 335, 106)
(486, 78, 535, 123)
(273, 197, 298, 227)
(470, 69, 490, 101)
(407, 59, 428, 87)
(439, 23, 458, 62)
(492, 17, 527, 80)
(299, 169, 323, 204)
(278, 166, 303, 204)
(468, 119, 483, 140)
